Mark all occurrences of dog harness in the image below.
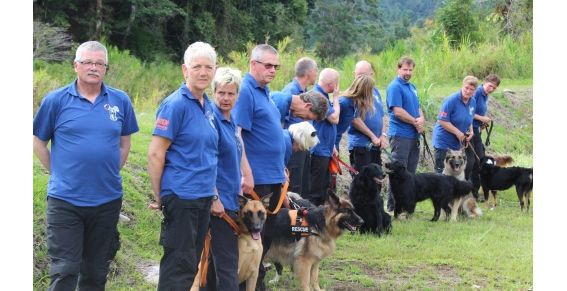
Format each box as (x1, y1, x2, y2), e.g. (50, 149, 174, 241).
(288, 209, 317, 241)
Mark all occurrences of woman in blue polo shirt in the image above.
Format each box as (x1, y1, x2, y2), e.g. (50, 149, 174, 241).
(147, 41, 219, 290)
(201, 67, 243, 290)
(432, 75, 479, 173)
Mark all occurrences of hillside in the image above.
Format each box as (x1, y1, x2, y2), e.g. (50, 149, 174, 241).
(33, 83, 533, 290)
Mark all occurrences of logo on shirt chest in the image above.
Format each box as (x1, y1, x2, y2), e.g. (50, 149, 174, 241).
(104, 104, 119, 121)
(206, 110, 216, 129)
(469, 106, 475, 116)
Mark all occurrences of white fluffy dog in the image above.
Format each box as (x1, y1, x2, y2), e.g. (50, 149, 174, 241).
(288, 121, 319, 151)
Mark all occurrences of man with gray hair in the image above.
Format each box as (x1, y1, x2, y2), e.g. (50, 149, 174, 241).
(33, 41, 139, 290)
(281, 57, 319, 196)
(232, 43, 284, 291)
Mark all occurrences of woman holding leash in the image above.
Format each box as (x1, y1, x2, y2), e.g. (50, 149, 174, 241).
(432, 75, 478, 174)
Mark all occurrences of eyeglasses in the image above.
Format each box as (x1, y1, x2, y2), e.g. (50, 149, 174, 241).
(77, 60, 108, 69)
(255, 60, 280, 70)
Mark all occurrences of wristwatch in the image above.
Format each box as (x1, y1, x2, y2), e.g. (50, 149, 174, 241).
(212, 195, 219, 201)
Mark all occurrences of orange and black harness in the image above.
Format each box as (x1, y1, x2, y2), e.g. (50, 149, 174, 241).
(288, 208, 318, 241)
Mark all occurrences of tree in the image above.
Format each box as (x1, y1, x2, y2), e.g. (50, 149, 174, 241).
(436, 0, 479, 48)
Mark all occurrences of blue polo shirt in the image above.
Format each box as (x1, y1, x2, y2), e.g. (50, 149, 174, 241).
(386, 77, 420, 139)
(282, 79, 306, 126)
(270, 91, 293, 128)
(472, 85, 489, 129)
(432, 91, 476, 150)
(213, 105, 241, 212)
(348, 88, 384, 150)
(33, 80, 139, 206)
(335, 96, 355, 149)
(310, 84, 336, 157)
(153, 83, 219, 200)
(282, 129, 293, 166)
(233, 73, 285, 184)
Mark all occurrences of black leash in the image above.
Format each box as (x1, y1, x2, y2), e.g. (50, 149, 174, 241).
(421, 132, 435, 168)
(483, 120, 494, 147)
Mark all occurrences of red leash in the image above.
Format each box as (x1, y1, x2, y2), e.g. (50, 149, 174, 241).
(332, 154, 359, 176)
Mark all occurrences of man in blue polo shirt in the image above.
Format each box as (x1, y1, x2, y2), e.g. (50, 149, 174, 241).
(432, 76, 478, 173)
(468, 74, 501, 197)
(33, 41, 139, 290)
(232, 43, 284, 291)
(386, 56, 425, 212)
(307, 68, 341, 206)
(270, 91, 328, 129)
(348, 60, 389, 171)
(147, 41, 219, 291)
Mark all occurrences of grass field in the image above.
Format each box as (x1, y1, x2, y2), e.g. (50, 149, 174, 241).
(33, 83, 533, 290)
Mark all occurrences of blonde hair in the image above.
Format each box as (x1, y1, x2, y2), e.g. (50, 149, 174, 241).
(212, 67, 242, 94)
(341, 74, 375, 119)
(463, 75, 479, 87)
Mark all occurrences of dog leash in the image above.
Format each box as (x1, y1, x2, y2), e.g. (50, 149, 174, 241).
(421, 132, 435, 168)
(197, 230, 212, 287)
(482, 121, 494, 147)
(246, 181, 289, 215)
(332, 154, 359, 176)
(220, 212, 241, 235)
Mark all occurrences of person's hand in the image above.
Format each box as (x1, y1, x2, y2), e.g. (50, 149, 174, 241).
(332, 147, 339, 157)
(414, 117, 425, 133)
(480, 116, 491, 124)
(380, 135, 389, 149)
(284, 167, 290, 183)
(371, 136, 381, 147)
(332, 82, 340, 99)
(211, 199, 225, 216)
(466, 131, 474, 142)
(148, 197, 161, 210)
(456, 131, 466, 143)
(241, 174, 254, 194)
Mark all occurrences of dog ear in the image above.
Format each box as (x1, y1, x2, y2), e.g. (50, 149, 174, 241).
(238, 195, 249, 208)
(260, 193, 273, 208)
(325, 189, 340, 208)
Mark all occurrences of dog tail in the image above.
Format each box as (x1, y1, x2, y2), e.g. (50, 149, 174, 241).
(494, 155, 514, 167)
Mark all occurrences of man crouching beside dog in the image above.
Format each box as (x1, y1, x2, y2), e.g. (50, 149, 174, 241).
(432, 76, 482, 221)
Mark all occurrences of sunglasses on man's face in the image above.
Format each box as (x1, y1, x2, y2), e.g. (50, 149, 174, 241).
(255, 60, 280, 70)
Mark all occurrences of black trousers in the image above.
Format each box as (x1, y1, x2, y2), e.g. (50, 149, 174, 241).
(245, 183, 282, 291)
(202, 211, 239, 291)
(287, 150, 310, 196)
(46, 197, 122, 291)
(307, 154, 331, 206)
(387, 136, 420, 210)
(349, 146, 383, 173)
(158, 195, 212, 291)
(467, 127, 485, 194)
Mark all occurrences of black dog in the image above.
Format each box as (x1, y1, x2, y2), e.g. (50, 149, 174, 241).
(348, 163, 391, 235)
(480, 156, 533, 211)
(385, 160, 473, 221)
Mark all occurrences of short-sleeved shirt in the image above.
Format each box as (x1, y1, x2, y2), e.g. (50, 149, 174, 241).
(335, 96, 355, 149)
(152, 83, 219, 200)
(233, 73, 285, 184)
(282, 79, 306, 126)
(472, 85, 489, 129)
(33, 80, 139, 206)
(432, 91, 476, 150)
(212, 105, 242, 212)
(348, 88, 384, 150)
(270, 91, 293, 128)
(386, 77, 420, 139)
(310, 84, 336, 157)
(282, 129, 293, 166)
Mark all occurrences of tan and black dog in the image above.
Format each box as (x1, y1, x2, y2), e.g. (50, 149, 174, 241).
(263, 190, 363, 291)
(191, 194, 270, 291)
(443, 149, 482, 220)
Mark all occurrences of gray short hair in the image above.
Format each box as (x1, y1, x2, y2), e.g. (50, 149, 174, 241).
(184, 41, 217, 66)
(74, 41, 108, 63)
(300, 91, 329, 121)
(295, 57, 317, 77)
(250, 44, 278, 61)
(212, 67, 242, 94)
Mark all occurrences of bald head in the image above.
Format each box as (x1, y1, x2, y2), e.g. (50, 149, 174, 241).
(317, 68, 339, 94)
(354, 60, 374, 77)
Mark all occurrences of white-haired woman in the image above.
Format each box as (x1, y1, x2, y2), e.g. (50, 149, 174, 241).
(147, 41, 219, 290)
(202, 67, 244, 290)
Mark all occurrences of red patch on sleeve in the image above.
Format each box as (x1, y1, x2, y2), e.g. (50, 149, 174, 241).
(439, 111, 447, 118)
(156, 118, 169, 130)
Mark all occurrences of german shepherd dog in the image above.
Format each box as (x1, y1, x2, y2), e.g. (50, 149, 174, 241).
(480, 156, 533, 211)
(385, 160, 474, 221)
(263, 190, 363, 291)
(191, 195, 270, 291)
(443, 149, 483, 220)
(348, 163, 392, 235)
